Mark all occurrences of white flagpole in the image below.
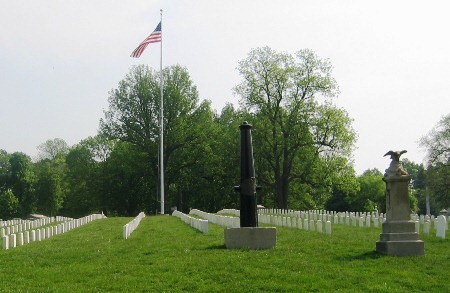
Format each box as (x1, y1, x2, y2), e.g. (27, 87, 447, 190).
(159, 9, 164, 215)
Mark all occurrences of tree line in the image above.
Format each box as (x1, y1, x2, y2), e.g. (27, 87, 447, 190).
(0, 47, 448, 219)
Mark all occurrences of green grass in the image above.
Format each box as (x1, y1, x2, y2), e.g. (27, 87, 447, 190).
(0, 216, 449, 292)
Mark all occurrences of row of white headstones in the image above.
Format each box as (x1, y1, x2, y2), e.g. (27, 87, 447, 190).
(410, 214, 448, 239)
(172, 210, 209, 233)
(123, 212, 146, 239)
(1, 216, 72, 237)
(214, 208, 448, 238)
(1, 214, 106, 250)
(189, 209, 240, 229)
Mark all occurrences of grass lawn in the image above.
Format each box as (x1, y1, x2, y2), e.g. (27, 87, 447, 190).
(0, 215, 448, 292)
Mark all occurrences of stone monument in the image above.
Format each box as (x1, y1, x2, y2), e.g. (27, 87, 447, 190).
(224, 122, 276, 249)
(376, 150, 425, 256)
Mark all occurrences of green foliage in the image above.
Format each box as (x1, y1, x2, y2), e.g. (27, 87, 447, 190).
(235, 47, 356, 209)
(345, 169, 385, 212)
(420, 114, 450, 211)
(420, 113, 449, 166)
(0, 190, 20, 219)
(36, 138, 69, 161)
(63, 140, 109, 217)
(9, 152, 36, 216)
(426, 163, 449, 210)
(34, 159, 66, 216)
(0, 149, 11, 194)
(98, 65, 246, 214)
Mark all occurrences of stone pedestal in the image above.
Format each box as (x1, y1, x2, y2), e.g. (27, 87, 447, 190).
(224, 227, 276, 249)
(376, 220, 424, 256)
(376, 173, 424, 256)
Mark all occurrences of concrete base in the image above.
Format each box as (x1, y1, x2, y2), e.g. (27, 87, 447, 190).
(376, 240, 424, 257)
(224, 227, 276, 250)
(376, 221, 424, 256)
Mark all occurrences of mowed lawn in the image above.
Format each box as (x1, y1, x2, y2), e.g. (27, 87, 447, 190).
(0, 215, 449, 292)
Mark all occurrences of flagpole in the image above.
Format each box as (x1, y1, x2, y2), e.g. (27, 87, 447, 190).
(159, 9, 164, 215)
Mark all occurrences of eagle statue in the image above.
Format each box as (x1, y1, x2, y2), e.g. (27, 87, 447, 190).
(384, 150, 409, 176)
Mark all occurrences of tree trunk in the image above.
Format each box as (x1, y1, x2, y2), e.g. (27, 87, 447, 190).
(276, 174, 290, 209)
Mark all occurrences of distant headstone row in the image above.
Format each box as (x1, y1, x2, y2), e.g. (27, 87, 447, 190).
(258, 213, 332, 235)
(411, 214, 448, 239)
(2, 214, 106, 250)
(172, 210, 208, 234)
(1, 216, 72, 236)
(218, 208, 384, 229)
(215, 208, 448, 239)
(123, 212, 146, 239)
(189, 209, 240, 228)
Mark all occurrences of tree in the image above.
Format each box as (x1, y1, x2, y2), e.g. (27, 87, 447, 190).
(347, 169, 385, 212)
(36, 138, 69, 161)
(402, 159, 432, 215)
(35, 158, 66, 216)
(100, 64, 216, 213)
(63, 142, 103, 217)
(9, 152, 36, 216)
(0, 149, 11, 194)
(420, 114, 449, 166)
(235, 47, 356, 209)
(420, 114, 450, 211)
(0, 190, 20, 220)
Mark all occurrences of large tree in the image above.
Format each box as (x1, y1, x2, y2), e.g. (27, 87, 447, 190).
(235, 47, 356, 209)
(100, 64, 216, 213)
(0, 149, 11, 194)
(36, 138, 70, 161)
(0, 190, 20, 220)
(420, 114, 450, 210)
(9, 152, 36, 216)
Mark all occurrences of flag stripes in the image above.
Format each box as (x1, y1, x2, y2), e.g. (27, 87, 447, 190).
(131, 22, 161, 58)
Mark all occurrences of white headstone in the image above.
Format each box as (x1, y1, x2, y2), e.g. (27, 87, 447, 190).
(419, 215, 424, 225)
(436, 215, 447, 239)
(18, 232, 24, 246)
(366, 216, 371, 228)
(3, 235, 9, 250)
(10, 234, 16, 248)
(423, 221, 430, 235)
(309, 220, 315, 231)
(326, 220, 331, 235)
(24, 231, 30, 244)
(317, 220, 323, 233)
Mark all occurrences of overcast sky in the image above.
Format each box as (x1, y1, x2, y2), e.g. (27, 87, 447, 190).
(1, 0, 449, 174)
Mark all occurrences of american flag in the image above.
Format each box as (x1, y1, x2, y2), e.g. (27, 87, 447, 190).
(130, 22, 162, 58)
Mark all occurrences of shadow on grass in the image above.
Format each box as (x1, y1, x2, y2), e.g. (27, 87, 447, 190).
(204, 244, 227, 250)
(335, 250, 382, 261)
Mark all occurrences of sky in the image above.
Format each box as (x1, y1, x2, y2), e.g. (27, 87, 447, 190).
(1, 0, 449, 174)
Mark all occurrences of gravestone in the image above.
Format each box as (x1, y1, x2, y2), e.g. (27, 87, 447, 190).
(423, 220, 430, 235)
(376, 150, 424, 256)
(225, 122, 276, 249)
(326, 221, 332, 235)
(436, 215, 446, 239)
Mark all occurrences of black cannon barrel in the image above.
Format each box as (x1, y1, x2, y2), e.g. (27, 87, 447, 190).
(235, 121, 258, 227)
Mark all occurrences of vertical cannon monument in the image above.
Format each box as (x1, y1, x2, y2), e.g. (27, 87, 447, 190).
(235, 121, 258, 227)
(224, 121, 276, 249)
(376, 150, 424, 256)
